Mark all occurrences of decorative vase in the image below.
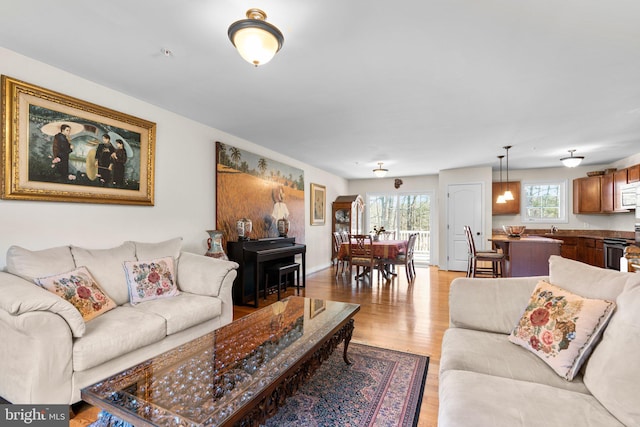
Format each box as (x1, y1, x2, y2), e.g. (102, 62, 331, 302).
(205, 230, 228, 260)
(237, 218, 252, 240)
(373, 234, 379, 242)
(277, 218, 290, 237)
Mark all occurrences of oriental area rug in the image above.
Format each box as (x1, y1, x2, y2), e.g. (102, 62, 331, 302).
(88, 343, 429, 427)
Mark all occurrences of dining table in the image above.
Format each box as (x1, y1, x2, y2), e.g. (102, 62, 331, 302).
(339, 239, 408, 279)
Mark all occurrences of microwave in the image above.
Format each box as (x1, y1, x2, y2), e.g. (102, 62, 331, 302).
(621, 183, 637, 210)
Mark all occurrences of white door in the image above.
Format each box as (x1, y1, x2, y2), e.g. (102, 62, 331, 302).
(447, 183, 484, 271)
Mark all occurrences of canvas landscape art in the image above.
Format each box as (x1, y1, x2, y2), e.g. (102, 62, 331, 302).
(216, 142, 305, 243)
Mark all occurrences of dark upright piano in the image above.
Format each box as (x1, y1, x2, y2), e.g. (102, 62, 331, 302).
(227, 237, 306, 307)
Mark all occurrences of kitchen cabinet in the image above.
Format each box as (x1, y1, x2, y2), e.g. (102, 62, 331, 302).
(492, 181, 520, 215)
(559, 236, 578, 260)
(614, 169, 629, 212)
(577, 237, 604, 268)
(601, 173, 614, 213)
(573, 176, 601, 214)
(627, 164, 639, 183)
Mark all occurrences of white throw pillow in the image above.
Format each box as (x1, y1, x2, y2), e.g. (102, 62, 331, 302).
(123, 256, 179, 305)
(509, 280, 615, 380)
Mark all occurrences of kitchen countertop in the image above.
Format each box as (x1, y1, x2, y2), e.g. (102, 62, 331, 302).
(492, 228, 636, 242)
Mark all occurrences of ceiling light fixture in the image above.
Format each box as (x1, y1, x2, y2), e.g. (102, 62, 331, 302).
(228, 8, 284, 67)
(496, 155, 506, 204)
(503, 146, 514, 201)
(560, 149, 584, 168)
(373, 162, 388, 178)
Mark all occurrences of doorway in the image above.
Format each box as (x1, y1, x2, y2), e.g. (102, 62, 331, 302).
(447, 183, 484, 271)
(367, 192, 433, 265)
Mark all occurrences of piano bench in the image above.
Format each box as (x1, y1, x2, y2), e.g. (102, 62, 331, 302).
(265, 263, 301, 300)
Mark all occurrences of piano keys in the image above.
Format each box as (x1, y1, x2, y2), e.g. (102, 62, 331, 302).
(227, 237, 306, 307)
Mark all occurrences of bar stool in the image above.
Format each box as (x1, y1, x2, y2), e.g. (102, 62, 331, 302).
(265, 263, 301, 300)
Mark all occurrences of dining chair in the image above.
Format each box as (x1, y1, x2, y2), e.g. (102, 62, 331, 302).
(379, 230, 396, 240)
(333, 231, 349, 276)
(464, 225, 505, 277)
(349, 234, 378, 282)
(379, 232, 418, 281)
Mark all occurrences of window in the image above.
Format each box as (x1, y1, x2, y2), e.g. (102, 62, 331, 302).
(521, 180, 568, 223)
(367, 192, 433, 264)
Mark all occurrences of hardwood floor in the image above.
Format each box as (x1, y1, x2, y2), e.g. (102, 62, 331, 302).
(70, 265, 463, 427)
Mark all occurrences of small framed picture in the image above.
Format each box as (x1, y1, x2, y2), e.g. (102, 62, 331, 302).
(310, 182, 326, 225)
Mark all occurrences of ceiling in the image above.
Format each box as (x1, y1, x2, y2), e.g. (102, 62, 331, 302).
(1, 0, 640, 179)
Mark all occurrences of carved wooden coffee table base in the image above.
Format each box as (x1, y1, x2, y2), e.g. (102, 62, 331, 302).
(233, 319, 355, 427)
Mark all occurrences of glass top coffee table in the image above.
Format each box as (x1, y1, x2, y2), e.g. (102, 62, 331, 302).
(81, 296, 360, 426)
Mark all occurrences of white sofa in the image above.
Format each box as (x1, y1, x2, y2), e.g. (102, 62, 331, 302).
(0, 238, 238, 405)
(439, 255, 640, 427)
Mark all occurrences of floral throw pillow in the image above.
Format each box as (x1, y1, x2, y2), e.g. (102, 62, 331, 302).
(509, 280, 616, 380)
(34, 266, 116, 322)
(123, 256, 179, 305)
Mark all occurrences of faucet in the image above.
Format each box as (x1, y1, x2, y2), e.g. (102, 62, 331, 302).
(551, 225, 558, 234)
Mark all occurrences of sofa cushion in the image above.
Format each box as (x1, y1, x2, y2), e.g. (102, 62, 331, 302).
(439, 370, 625, 427)
(123, 256, 179, 305)
(440, 328, 590, 394)
(509, 280, 615, 381)
(549, 255, 631, 301)
(72, 306, 166, 371)
(583, 281, 640, 426)
(34, 267, 116, 322)
(129, 237, 182, 261)
(127, 293, 222, 335)
(70, 242, 136, 305)
(6, 245, 75, 282)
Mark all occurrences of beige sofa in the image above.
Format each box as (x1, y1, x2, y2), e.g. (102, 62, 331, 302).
(0, 238, 238, 405)
(439, 255, 640, 427)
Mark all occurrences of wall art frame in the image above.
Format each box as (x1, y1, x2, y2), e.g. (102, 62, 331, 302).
(1, 75, 156, 205)
(310, 182, 326, 225)
(216, 141, 305, 242)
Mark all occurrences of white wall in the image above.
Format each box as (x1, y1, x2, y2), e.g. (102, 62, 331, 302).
(491, 164, 637, 232)
(0, 47, 348, 271)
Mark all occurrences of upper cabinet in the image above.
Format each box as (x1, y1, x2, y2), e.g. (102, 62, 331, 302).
(628, 164, 639, 183)
(573, 175, 602, 214)
(574, 166, 637, 214)
(492, 181, 520, 215)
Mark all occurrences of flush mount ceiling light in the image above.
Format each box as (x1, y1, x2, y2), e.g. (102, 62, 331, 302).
(560, 149, 584, 168)
(228, 8, 284, 67)
(373, 162, 388, 178)
(502, 145, 514, 201)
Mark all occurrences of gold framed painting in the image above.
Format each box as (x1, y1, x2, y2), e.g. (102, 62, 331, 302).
(1, 75, 155, 205)
(310, 182, 326, 225)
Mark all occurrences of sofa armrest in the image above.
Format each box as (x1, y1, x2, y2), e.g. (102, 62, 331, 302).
(0, 272, 85, 337)
(449, 276, 545, 334)
(0, 309, 73, 403)
(177, 252, 239, 325)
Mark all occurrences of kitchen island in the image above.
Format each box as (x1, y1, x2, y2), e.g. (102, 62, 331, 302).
(489, 235, 563, 277)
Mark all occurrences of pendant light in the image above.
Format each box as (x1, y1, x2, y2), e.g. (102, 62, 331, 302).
(228, 8, 284, 67)
(560, 149, 584, 168)
(373, 162, 388, 178)
(502, 146, 514, 201)
(496, 155, 506, 204)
